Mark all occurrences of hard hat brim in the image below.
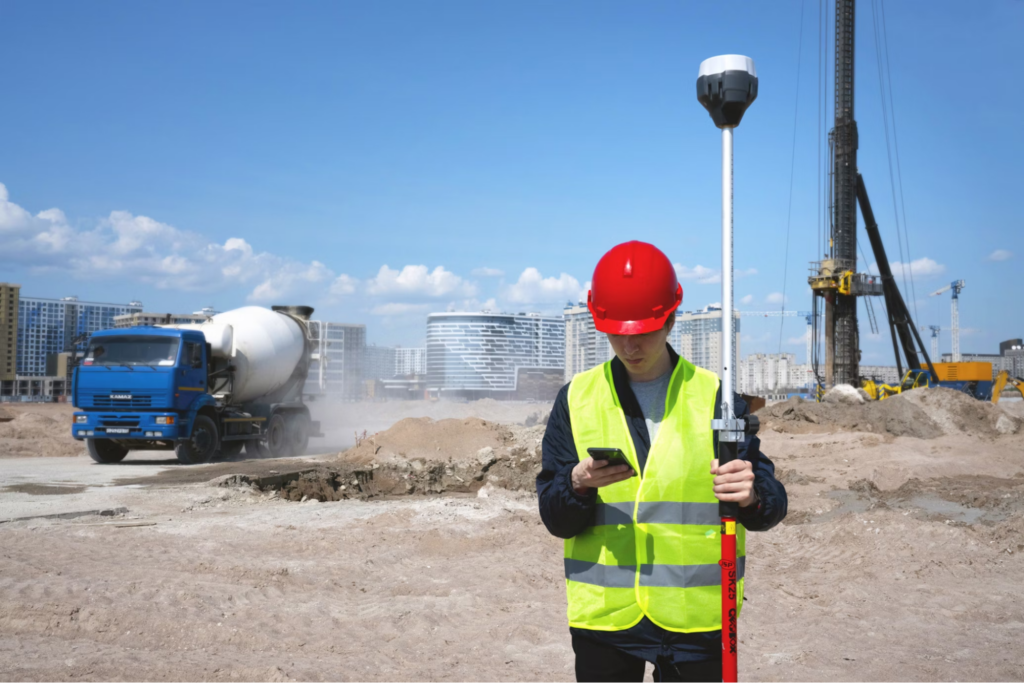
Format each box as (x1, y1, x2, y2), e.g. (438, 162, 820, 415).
(587, 284, 682, 336)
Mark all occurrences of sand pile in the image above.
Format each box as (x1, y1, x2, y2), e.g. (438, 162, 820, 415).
(759, 387, 1021, 439)
(340, 417, 517, 465)
(898, 387, 1019, 437)
(0, 410, 85, 458)
(757, 394, 940, 438)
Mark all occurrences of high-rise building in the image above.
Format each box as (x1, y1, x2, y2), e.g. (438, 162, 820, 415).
(426, 312, 565, 400)
(17, 295, 143, 376)
(394, 347, 426, 376)
(999, 339, 1023, 357)
(363, 344, 397, 381)
(669, 305, 741, 379)
(738, 353, 814, 394)
(307, 322, 365, 400)
(563, 303, 614, 382)
(113, 311, 213, 328)
(0, 283, 19, 382)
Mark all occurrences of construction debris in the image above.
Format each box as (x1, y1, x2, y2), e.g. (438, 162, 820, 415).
(253, 419, 546, 502)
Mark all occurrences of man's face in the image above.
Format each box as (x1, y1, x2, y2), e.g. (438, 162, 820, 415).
(607, 323, 672, 379)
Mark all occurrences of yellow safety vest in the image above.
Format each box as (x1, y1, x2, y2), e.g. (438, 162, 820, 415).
(564, 357, 746, 633)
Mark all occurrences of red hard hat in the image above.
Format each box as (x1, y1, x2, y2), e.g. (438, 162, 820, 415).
(587, 241, 683, 335)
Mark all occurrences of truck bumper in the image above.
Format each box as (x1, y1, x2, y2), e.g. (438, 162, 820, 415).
(72, 412, 181, 441)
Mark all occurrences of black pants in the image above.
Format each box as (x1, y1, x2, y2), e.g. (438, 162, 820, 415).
(572, 631, 721, 682)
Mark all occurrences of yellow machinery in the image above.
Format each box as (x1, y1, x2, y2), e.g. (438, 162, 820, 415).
(926, 362, 992, 382)
(862, 361, 1009, 402)
(992, 371, 1024, 404)
(862, 369, 932, 400)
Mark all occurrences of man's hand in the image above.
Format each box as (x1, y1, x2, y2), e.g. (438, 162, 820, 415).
(571, 457, 634, 495)
(711, 459, 758, 508)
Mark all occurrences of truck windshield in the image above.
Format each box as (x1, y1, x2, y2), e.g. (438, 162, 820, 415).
(84, 336, 180, 367)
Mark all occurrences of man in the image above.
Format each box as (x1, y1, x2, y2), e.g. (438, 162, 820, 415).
(537, 241, 787, 682)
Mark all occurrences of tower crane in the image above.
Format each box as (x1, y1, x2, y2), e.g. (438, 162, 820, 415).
(928, 325, 941, 361)
(930, 280, 965, 362)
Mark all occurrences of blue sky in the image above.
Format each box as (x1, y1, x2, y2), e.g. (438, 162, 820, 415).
(1, 0, 1021, 363)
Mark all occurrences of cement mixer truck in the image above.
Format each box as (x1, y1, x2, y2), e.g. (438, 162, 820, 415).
(71, 305, 322, 464)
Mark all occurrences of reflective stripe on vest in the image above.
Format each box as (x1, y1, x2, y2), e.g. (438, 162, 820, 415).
(563, 357, 746, 633)
(565, 557, 747, 588)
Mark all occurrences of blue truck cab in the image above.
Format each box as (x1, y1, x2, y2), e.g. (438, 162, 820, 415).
(71, 321, 318, 465)
(72, 327, 215, 462)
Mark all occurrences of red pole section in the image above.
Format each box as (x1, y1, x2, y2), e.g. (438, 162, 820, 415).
(720, 517, 738, 682)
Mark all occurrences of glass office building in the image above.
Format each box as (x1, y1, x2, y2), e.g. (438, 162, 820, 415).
(426, 312, 565, 399)
(306, 321, 365, 400)
(17, 296, 143, 376)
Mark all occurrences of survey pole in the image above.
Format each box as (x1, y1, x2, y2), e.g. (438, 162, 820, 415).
(697, 54, 758, 683)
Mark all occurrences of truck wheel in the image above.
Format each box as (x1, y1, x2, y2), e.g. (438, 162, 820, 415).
(266, 414, 292, 458)
(175, 415, 219, 465)
(287, 412, 310, 456)
(87, 439, 129, 464)
(245, 439, 271, 458)
(217, 440, 244, 460)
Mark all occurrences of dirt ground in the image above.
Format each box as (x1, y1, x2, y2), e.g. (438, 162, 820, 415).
(1, 393, 1023, 681)
(0, 403, 86, 458)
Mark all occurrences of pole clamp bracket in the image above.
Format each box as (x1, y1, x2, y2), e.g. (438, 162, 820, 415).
(712, 414, 760, 443)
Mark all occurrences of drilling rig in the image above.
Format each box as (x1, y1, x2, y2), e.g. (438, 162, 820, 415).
(805, 0, 948, 392)
(808, 0, 883, 388)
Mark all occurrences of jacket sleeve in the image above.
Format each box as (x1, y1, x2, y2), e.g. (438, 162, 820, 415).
(536, 383, 597, 539)
(730, 393, 788, 532)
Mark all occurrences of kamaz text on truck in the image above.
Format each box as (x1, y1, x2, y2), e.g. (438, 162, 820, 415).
(71, 305, 322, 464)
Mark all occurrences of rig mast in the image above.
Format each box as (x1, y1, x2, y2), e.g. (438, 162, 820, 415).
(809, 0, 882, 387)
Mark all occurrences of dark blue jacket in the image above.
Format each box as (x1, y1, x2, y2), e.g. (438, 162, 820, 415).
(536, 346, 787, 664)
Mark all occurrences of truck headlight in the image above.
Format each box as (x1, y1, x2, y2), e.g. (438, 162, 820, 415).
(155, 416, 175, 425)
(75, 415, 88, 424)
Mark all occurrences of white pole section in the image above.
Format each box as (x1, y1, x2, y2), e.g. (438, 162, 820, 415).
(721, 126, 734, 420)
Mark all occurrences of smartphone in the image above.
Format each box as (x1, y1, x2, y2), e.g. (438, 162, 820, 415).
(587, 447, 636, 476)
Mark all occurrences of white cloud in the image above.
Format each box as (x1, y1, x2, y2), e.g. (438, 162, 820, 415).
(247, 261, 334, 303)
(504, 267, 583, 305)
(988, 249, 1013, 262)
(674, 264, 720, 284)
(366, 264, 475, 298)
(740, 294, 754, 305)
(0, 182, 357, 303)
(673, 264, 756, 285)
(446, 297, 499, 313)
(869, 257, 945, 279)
(370, 302, 433, 316)
(471, 267, 504, 277)
(766, 292, 786, 304)
(329, 274, 358, 298)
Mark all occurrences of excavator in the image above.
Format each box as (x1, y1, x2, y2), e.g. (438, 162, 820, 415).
(992, 371, 1024, 404)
